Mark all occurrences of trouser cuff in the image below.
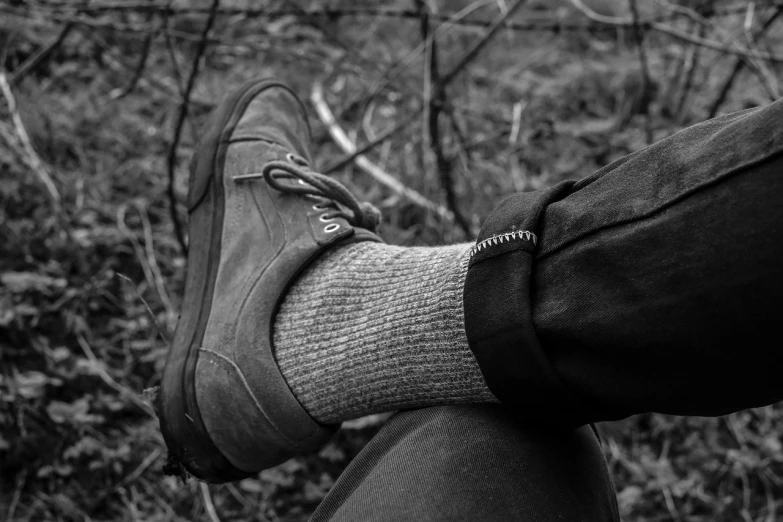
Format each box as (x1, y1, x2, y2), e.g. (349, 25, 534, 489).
(463, 183, 590, 426)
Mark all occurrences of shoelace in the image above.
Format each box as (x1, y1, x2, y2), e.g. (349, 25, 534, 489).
(233, 152, 381, 233)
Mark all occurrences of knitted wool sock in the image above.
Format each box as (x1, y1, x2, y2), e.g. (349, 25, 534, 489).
(272, 242, 498, 424)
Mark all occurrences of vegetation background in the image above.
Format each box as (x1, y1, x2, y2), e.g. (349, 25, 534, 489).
(1, 0, 782, 520)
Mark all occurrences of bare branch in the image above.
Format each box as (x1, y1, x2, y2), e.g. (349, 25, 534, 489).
(362, 0, 508, 107)
(25, 2, 783, 28)
(76, 335, 157, 418)
(0, 73, 61, 209)
(569, 0, 783, 63)
(110, 31, 154, 100)
(323, 113, 417, 174)
(421, 2, 473, 237)
(674, 21, 708, 122)
(628, 0, 653, 144)
(440, 0, 527, 87)
(163, 13, 185, 96)
(166, 0, 221, 254)
(117, 203, 176, 333)
(9, 23, 74, 86)
(311, 82, 455, 223)
(200, 483, 221, 522)
(708, 6, 783, 118)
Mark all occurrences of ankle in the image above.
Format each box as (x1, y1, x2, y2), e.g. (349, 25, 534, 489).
(273, 241, 497, 424)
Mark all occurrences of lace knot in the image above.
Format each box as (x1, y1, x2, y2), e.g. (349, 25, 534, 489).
(245, 154, 381, 233)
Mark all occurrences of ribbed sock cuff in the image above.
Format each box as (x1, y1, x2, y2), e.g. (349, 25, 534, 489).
(273, 241, 497, 424)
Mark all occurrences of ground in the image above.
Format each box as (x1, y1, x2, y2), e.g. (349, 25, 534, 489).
(1, 0, 782, 521)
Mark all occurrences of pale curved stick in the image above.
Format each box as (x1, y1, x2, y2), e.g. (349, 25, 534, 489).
(310, 82, 455, 223)
(0, 73, 61, 208)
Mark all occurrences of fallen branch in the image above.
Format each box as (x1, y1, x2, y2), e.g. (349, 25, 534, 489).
(311, 82, 454, 223)
(0, 73, 61, 209)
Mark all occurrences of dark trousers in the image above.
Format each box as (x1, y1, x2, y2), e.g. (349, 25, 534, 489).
(316, 99, 783, 520)
(311, 406, 619, 522)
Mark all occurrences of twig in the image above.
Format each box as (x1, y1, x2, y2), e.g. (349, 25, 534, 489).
(13, 8, 325, 67)
(323, 111, 418, 174)
(707, 6, 783, 118)
(509, 100, 525, 145)
(200, 483, 221, 522)
(163, 11, 185, 96)
(0, 73, 61, 209)
(311, 82, 454, 223)
(166, 0, 221, 254)
(364, 0, 498, 107)
(652, 17, 783, 64)
(110, 31, 154, 100)
(674, 22, 707, 121)
(116, 272, 171, 345)
(117, 203, 176, 332)
(5, 468, 27, 521)
(99, 43, 210, 108)
(439, 0, 527, 87)
(569, 0, 783, 63)
(421, 3, 473, 236)
(656, 0, 781, 98)
(445, 107, 471, 160)
(89, 448, 162, 512)
(122, 448, 163, 485)
(76, 335, 157, 418)
(661, 485, 682, 522)
(26, 2, 779, 27)
(628, 0, 653, 144)
(419, 0, 433, 167)
(9, 23, 74, 86)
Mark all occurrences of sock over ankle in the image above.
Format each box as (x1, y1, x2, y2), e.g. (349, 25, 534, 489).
(272, 242, 498, 424)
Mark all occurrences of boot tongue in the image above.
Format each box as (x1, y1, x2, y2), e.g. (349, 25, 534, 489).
(230, 89, 313, 163)
(187, 84, 314, 212)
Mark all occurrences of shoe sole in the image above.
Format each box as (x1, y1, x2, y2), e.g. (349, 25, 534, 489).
(157, 78, 309, 483)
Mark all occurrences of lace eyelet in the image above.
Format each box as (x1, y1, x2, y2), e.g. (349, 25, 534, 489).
(313, 203, 329, 211)
(324, 223, 340, 233)
(286, 152, 308, 166)
(297, 179, 307, 185)
(319, 214, 335, 223)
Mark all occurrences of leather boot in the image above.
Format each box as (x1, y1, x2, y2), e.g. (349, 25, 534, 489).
(157, 78, 382, 483)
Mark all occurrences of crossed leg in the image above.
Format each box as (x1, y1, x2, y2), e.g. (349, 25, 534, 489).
(312, 406, 619, 522)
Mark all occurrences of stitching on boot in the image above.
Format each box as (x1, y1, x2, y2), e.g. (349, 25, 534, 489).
(469, 230, 537, 259)
(199, 348, 302, 446)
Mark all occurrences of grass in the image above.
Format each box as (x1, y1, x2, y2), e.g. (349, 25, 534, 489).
(1, 0, 782, 520)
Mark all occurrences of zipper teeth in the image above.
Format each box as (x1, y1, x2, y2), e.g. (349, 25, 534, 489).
(469, 230, 537, 259)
